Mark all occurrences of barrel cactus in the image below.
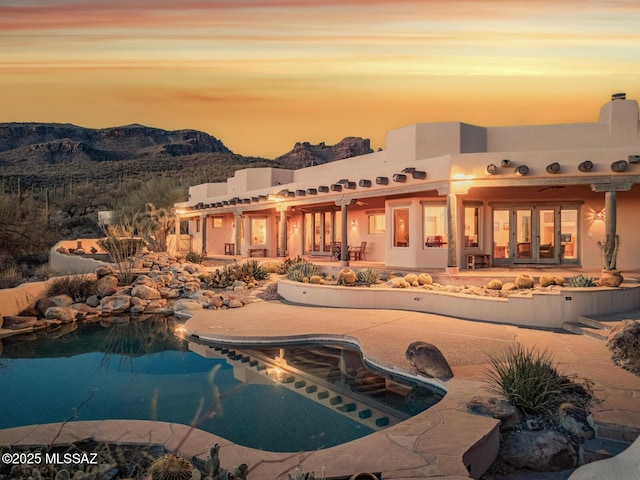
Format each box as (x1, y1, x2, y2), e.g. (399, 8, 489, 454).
(554, 276, 565, 286)
(514, 274, 535, 289)
(417, 273, 433, 285)
(309, 275, 323, 284)
(539, 274, 556, 287)
(148, 454, 194, 480)
(337, 268, 357, 285)
(404, 273, 418, 284)
(485, 279, 503, 290)
(356, 268, 379, 286)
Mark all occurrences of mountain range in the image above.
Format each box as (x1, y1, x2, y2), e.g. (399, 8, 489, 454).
(0, 122, 372, 190)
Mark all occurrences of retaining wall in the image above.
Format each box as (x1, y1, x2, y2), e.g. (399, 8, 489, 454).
(49, 240, 112, 275)
(277, 280, 640, 329)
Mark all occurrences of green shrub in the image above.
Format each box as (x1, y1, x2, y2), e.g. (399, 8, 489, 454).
(275, 256, 309, 275)
(46, 274, 98, 303)
(356, 268, 379, 285)
(185, 250, 204, 264)
(240, 260, 269, 281)
(287, 262, 319, 282)
(567, 274, 597, 287)
(485, 345, 591, 417)
(0, 266, 24, 289)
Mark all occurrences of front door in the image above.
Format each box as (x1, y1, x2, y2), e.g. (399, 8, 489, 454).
(303, 209, 341, 255)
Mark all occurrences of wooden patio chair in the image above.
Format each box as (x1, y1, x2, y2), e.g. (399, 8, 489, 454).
(350, 241, 367, 261)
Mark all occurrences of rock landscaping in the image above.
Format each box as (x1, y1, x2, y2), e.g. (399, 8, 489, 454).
(0, 253, 276, 342)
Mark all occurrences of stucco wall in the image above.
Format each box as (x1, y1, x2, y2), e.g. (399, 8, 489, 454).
(49, 240, 112, 275)
(278, 280, 640, 329)
(0, 279, 54, 318)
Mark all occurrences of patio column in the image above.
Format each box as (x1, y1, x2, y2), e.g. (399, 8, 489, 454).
(173, 213, 180, 255)
(234, 212, 243, 257)
(278, 208, 287, 257)
(335, 198, 351, 267)
(201, 214, 207, 257)
(604, 190, 618, 269)
(446, 193, 459, 274)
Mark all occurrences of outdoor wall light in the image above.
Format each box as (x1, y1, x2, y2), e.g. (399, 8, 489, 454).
(393, 174, 407, 183)
(376, 176, 389, 185)
(351, 219, 357, 228)
(330, 184, 343, 192)
(515, 165, 529, 176)
(546, 162, 561, 174)
(595, 211, 605, 221)
(318, 185, 329, 192)
(412, 170, 427, 180)
(611, 160, 629, 172)
(307, 188, 318, 195)
(501, 159, 512, 167)
(359, 179, 372, 187)
(486, 164, 498, 175)
(578, 161, 594, 172)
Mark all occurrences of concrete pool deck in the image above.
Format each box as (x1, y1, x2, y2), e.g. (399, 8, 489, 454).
(2, 290, 640, 479)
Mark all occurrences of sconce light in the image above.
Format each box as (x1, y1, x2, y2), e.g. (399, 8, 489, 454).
(611, 160, 628, 172)
(486, 164, 498, 175)
(515, 165, 529, 176)
(595, 211, 605, 221)
(351, 219, 357, 228)
(578, 160, 594, 172)
(294, 221, 299, 230)
(546, 162, 560, 174)
(501, 159, 512, 167)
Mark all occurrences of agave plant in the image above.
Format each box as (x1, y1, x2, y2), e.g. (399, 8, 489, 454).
(567, 274, 597, 287)
(356, 268, 379, 286)
(287, 262, 319, 282)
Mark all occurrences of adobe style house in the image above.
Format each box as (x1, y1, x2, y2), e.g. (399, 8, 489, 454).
(173, 93, 640, 272)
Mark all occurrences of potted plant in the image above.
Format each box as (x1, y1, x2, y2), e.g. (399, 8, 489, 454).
(598, 234, 624, 287)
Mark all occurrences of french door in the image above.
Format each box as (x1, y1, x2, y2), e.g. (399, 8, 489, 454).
(303, 209, 341, 255)
(493, 205, 577, 265)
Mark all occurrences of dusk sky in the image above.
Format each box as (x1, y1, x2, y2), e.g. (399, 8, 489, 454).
(1, 0, 639, 158)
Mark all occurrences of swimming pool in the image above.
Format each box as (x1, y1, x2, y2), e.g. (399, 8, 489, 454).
(0, 317, 443, 452)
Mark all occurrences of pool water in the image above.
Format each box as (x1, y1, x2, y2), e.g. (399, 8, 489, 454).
(0, 317, 442, 452)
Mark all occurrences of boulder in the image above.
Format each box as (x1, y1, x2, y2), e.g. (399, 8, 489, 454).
(44, 307, 78, 323)
(502, 282, 517, 291)
(208, 296, 224, 309)
(500, 430, 578, 472)
(158, 287, 181, 299)
(2, 315, 38, 330)
(606, 320, 640, 375)
(173, 299, 203, 313)
(466, 396, 523, 431)
(228, 298, 244, 308)
(405, 341, 454, 379)
(35, 295, 73, 316)
(96, 275, 119, 296)
(100, 295, 131, 313)
(558, 402, 595, 442)
(96, 266, 117, 278)
(134, 275, 158, 288)
(568, 435, 640, 480)
(129, 297, 148, 314)
(131, 284, 161, 300)
(85, 295, 101, 308)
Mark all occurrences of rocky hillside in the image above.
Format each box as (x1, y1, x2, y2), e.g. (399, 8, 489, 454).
(0, 123, 232, 164)
(275, 137, 373, 169)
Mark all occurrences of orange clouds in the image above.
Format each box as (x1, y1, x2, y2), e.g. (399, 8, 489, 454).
(0, 1, 639, 157)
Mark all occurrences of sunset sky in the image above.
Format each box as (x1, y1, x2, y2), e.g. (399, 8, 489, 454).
(1, 0, 639, 158)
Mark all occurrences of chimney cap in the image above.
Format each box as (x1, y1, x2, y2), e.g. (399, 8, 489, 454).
(612, 92, 626, 101)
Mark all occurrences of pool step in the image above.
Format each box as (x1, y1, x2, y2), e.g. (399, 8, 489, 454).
(561, 311, 635, 341)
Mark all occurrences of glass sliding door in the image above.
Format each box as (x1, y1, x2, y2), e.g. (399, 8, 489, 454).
(493, 205, 572, 265)
(303, 209, 339, 255)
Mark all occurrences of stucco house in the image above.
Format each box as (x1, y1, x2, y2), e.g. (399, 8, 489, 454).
(173, 93, 640, 272)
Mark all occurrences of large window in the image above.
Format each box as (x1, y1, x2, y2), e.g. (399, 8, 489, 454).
(211, 216, 223, 228)
(423, 205, 447, 248)
(251, 217, 267, 245)
(368, 212, 385, 235)
(393, 208, 409, 247)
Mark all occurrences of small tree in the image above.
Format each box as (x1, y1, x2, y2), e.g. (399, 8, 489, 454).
(136, 203, 175, 252)
(98, 211, 146, 285)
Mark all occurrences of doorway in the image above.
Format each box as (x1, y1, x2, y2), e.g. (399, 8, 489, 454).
(492, 206, 579, 265)
(303, 209, 341, 255)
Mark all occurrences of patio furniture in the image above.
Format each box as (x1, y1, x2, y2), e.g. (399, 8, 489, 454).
(330, 241, 342, 260)
(466, 254, 491, 269)
(248, 248, 267, 257)
(350, 242, 367, 261)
